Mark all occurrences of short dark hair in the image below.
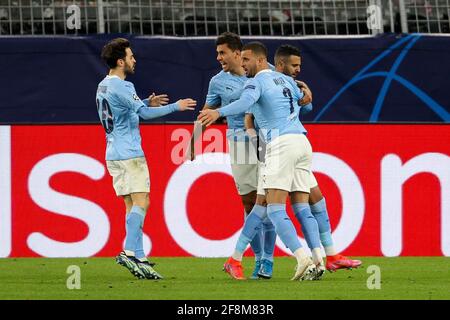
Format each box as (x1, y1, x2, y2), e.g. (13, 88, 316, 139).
(274, 44, 301, 64)
(242, 41, 268, 58)
(215, 32, 243, 51)
(101, 38, 131, 68)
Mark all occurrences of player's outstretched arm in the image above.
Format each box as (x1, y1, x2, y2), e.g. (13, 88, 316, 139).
(198, 94, 255, 127)
(137, 98, 196, 120)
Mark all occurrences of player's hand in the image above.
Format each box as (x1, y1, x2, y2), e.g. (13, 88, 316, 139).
(197, 109, 220, 127)
(149, 92, 169, 107)
(176, 98, 197, 111)
(296, 80, 313, 106)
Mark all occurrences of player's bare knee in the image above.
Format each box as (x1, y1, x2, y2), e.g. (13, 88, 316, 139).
(122, 195, 133, 213)
(142, 193, 150, 210)
(255, 195, 267, 207)
(241, 191, 256, 214)
(266, 189, 288, 204)
(290, 191, 309, 204)
(309, 186, 323, 205)
(131, 192, 149, 211)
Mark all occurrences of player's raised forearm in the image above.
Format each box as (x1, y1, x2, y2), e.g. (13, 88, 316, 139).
(218, 94, 255, 117)
(137, 103, 178, 119)
(138, 98, 196, 120)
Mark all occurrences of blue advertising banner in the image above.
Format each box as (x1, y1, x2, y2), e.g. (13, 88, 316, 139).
(0, 33, 449, 123)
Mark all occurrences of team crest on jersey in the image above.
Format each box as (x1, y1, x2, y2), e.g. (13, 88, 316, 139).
(132, 94, 140, 101)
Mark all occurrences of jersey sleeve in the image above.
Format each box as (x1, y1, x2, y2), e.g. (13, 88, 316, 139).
(205, 78, 221, 107)
(218, 78, 261, 117)
(137, 102, 179, 120)
(115, 82, 146, 113)
(218, 78, 262, 117)
(300, 103, 313, 115)
(242, 78, 262, 102)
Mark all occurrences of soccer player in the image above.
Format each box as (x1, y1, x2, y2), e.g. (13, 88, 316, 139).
(188, 33, 313, 280)
(188, 32, 273, 279)
(247, 45, 362, 274)
(198, 42, 319, 281)
(242, 48, 314, 280)
(96, 38, 196, 279)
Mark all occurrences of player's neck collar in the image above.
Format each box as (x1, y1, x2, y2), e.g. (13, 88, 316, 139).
(226, 70, 245, 77)
(255, 68, 272, 77)
(106, 75, 121, 80)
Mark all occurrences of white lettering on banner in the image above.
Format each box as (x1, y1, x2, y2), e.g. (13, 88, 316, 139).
(381, 153, 450, 257)
(171, 128, 228, 165)
(27, 153, 110, 257)
(0, 126, 11, 257)
(164, 152, 242, 257)
(275, 152, 365, 255)
(203, 128, 225, 155)
(171, 128, 191, 165)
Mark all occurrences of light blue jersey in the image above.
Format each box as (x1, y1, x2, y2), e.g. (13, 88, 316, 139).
(219, 69, 308, 143)
(96, 75, 179, 160)
(249, 94, 313, 138)
(206, 70, 247, 140)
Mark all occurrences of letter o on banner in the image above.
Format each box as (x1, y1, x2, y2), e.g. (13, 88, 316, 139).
(164, 153, 242, 257)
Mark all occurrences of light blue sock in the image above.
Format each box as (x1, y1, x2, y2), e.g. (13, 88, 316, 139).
(124, 213, 145, 259)
(247, 210, 263, 261)
(292, 202, 321, 249)
(135, 226, 145, 260)
(235, 205, 267, 254)
(310, 198, 334, 248)
(267, 204, 302, 253)
(262, 217, 276, 262)
(124, 206, 145, 253)
(131, 207, 147, 260)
